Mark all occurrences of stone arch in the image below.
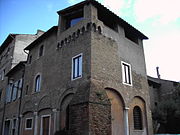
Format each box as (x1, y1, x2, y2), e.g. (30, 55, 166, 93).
(105, 88, 125, 135)
(128, 96, 148, 135)
(98, 26, 102, 34)
(37, 95, 52, 112)
(59, 93, 74, 131)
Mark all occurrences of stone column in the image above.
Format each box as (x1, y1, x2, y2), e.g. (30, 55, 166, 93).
(53, 109, 59, 133)
(34, 112, 38, 135)
(124, 107, 129, 135)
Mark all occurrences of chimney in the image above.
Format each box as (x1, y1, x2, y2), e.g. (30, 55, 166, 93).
(36, 29, 44, 36)
(156, 67, 161, 79)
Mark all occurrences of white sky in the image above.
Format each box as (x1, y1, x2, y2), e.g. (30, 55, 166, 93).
(69, 0, 180, 82)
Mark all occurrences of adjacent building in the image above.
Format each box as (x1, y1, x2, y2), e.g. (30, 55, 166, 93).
(0, 32, 44, 134)
(0, 0, 153, 135)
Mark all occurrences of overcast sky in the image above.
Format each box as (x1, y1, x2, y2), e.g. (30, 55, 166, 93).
(0, 0, 180, 81)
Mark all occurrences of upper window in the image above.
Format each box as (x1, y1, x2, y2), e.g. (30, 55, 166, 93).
(72, 54, 82, 80)
(133, 106, 143, 130)
(39, 45, 44, 57)
(25, 118, 33, 130)
(65, 9, 83, 29)
(121, 61, 132, 86)
(28, 55, 32, 64)
(35, 75, 41, 92)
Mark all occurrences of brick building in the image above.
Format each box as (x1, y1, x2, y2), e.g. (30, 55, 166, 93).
(0, 0, 153, 135)
(0, 32, 44, 134)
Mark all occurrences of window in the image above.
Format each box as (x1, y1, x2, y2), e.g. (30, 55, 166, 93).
(41, 115, 50, 135)
(72, 54, 82, 80)
(70, 17, 83, 27)
(28, 55, 32, 64)
(25, 85, 29, 95)
(25, 118, 33, 130)
(17, 79, 22, 98)
(12, 81, 18, 101)
(65, 9, 83, 29)
(121, 61, 132, 85)
(12, 119, 16, 135)
(133, 106, 143, 130)
(39, 45, 44, 57)
(6, 84, 13, 103)
(1, 69, 5, 80)
(4, 120, 10, 135)
(35, 75, 41, 92)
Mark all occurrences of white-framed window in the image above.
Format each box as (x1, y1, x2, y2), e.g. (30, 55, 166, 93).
(40, 115, 51, 135)
(25, 118, 33, 130)
(121, 61, 132, 86)
(35, 75, 41, 92)
(72, 53, 82, 80)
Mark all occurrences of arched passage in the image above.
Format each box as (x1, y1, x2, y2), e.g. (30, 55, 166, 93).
(105, 88, 125, 135)
(59, 94, 73, 131)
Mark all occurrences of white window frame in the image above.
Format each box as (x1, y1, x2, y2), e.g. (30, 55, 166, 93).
(40, 114, 51, 135)
(25, 117, 33, 130)
(121, 61, 132, 86)
(71, 53, 83, 80)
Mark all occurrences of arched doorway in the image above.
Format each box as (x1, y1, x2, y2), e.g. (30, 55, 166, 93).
(106, 89, 125, 135)
(60, 94, 73, 131)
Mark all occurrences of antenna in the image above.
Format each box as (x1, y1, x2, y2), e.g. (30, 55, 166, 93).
(156, 67, 161, 79)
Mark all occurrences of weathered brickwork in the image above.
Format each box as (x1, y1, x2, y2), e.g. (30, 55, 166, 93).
(0, 1, 153, 135)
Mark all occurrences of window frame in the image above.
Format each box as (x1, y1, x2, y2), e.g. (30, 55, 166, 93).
(25, 118, 33, 130)
(121, 61, 132, 86)
(71, 53, 83, 80)
(40, 114, 51, 135)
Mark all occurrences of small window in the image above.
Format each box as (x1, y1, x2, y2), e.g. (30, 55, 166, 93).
(25, 118, 33, 130)
(35, 75, 41, 92)
(28, 55, 32, 64)
(121, 61, 132, 85)
(72, 54, 82, 80)
(133, 106, 143, 130)
(39, 45, 44, 57)
(25, 85, 29, 95)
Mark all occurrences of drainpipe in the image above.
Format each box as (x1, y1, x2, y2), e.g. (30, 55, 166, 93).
(124, 107, 129, 135)
(17, 63, 25, 135)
